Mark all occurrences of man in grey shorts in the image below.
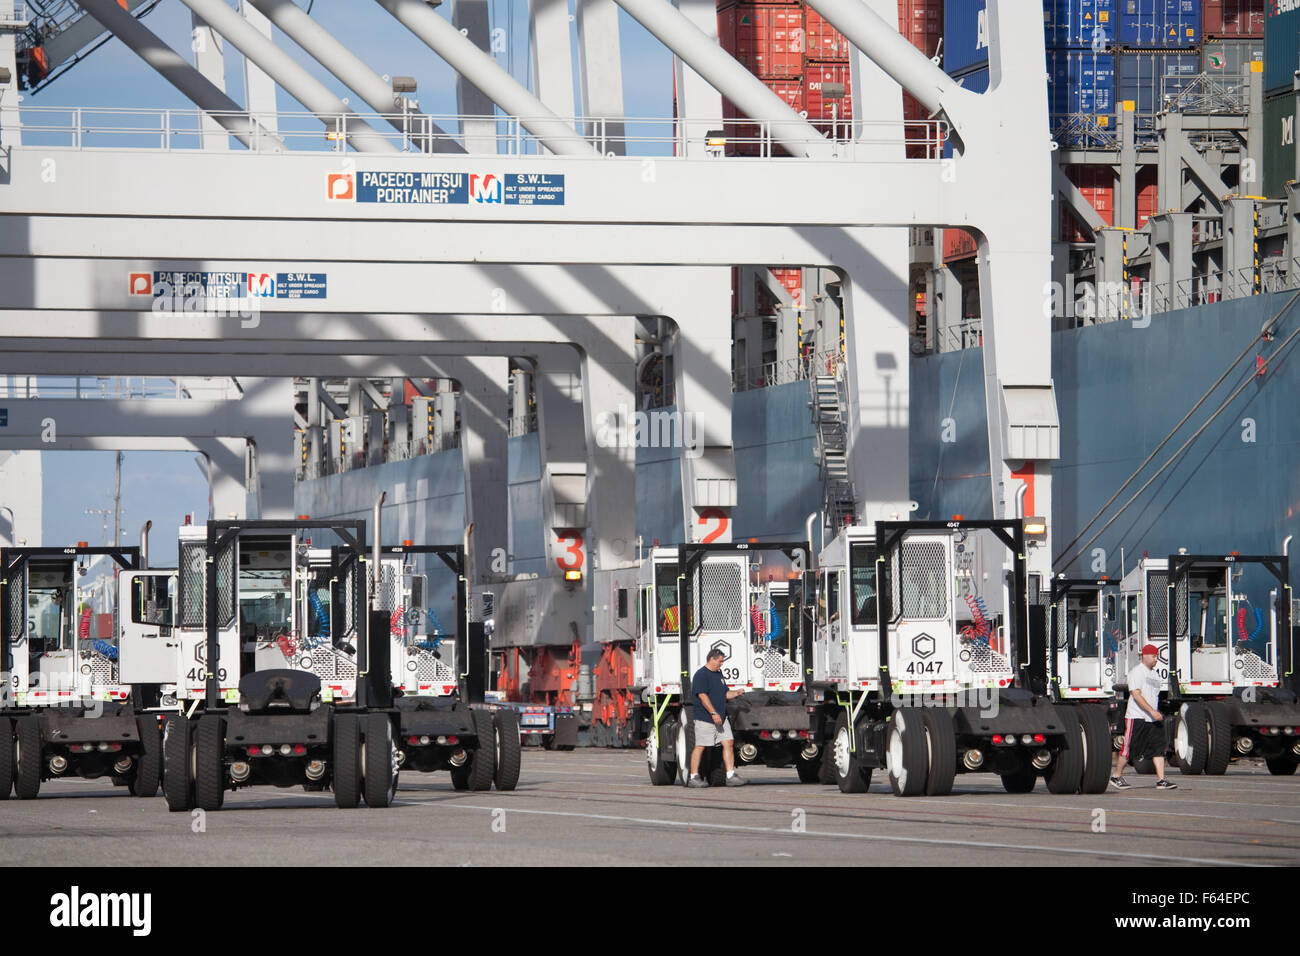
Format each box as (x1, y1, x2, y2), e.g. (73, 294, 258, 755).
(687, 648, 747, 787)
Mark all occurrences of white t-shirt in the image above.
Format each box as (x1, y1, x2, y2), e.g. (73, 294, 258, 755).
(1126, 662, 1162, 721)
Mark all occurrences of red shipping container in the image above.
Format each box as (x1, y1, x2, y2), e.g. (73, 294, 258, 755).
(770, 267, 802, 301)
(804, 7, 850, 59)
(896, 0, 942, 56)
(1202, 0, 1263, 39)
(1058, 165, 1158, 241)
(722, 80, 805, 155)
(943, 229, 978, 262)
(804, 60, 853, 122)
(717, 2, 804, 79)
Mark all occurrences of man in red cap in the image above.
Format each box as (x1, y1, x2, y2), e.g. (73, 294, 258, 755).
(1111, 644, 1177, 790)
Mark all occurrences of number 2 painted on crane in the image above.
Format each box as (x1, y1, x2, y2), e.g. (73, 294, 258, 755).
(698, 508, 729, 544)
(556, 531, 585, 572)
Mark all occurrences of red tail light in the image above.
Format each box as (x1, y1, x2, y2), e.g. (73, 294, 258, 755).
(292, 744, 307, 755)
(447, 736, 458, 745)
(408, 736, 420, 745)
(992, 734, 1003, 744)
(1033, 734, 1045, 744)
(759, 730, 771, 740)
(247, 745, 259, 756)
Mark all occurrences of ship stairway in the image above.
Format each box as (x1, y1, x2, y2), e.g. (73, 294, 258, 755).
(811, 371, 856, 532)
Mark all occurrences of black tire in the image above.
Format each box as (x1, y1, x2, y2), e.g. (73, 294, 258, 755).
(818, 730, 838, 784)
(493, 709, 522, 791)
(795, 749, 822, 783)
(1266, 755, 1299, 775)
(1077, 704, 1112, 794)
(332, 712, 361, 808)
(194, 715, 225, 812)
(1046, 706, 1084, 794)
(362, 713, 397, 808)
(14, 715, 41, 800)
(886, 708, 927, 797)
(921, 709, 956, 796)
(162, 714, 193, 812)
(706, 759, 727, 789)
(1133, 755, 1156, 775)
(832, 710, 871, 793)
(450, 763, 470, 790)
(646, 716, 677, 786)
(0, 717, 13, 800)
(1204, 701, 1231, 775)
(1176, 702, 1208, 775)
(467, 710, 496, 791)
(1001, 764, 1037, 793)
(129, 715, 162, 797)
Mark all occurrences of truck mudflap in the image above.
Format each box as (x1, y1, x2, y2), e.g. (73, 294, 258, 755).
(224, 709, 332, 748)
(553, 712, 579, 748)
(39, 708, 140, 746)
(951, 693, 1073, 739)
(397, 703, 477, 739)
(1219, 695, 1300, 728)
(731, 692, 809, 733)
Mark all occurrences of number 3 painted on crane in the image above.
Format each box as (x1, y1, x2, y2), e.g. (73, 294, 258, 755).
(698, 508, 728, 544)
(556, 531, 585, 571)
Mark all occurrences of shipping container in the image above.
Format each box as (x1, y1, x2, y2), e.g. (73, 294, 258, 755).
(1049, 49, 1117, 118)
(1116, 49, 1200, 127)
(1202, 37, 1262, 95)
(722, 80, 806, 155)
(1058, 164, 1159, 241)
(1265, 3, 1300, 94)
(1263, 91, 1296, 199)
(1044, 0, 1117, 48)
(717, 2, 804, 79)
(1116, 0, 1200, 48)
(1202, 0, 1263, 38)
(943, 0, 989, 75)
(804, 59, 854, 125)
(943, 228, 978, 262)
(896, 0, 943, 55)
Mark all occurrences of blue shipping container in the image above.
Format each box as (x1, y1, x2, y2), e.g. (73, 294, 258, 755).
(1115, 0, 1200, 49)
(945, 0, 1119, 78)
(1265, 5, 1300, 95)
(1116, 50, 1200, 127)
(943, 0, 989, 76)
(1047, 50, 1116, 117)
(1044, 0, 1116, 49)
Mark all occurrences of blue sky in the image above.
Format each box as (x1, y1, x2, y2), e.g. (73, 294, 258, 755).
(29, 0, 673, 559)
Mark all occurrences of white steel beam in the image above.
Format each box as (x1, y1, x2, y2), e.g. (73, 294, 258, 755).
(575, 0, 627, 154)
(373, 0, 595, 156)
(175, 0, 399, 154)
(246, 0, 465, 153)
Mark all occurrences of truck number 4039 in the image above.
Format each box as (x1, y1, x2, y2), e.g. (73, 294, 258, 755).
(186, 668, 227, 681)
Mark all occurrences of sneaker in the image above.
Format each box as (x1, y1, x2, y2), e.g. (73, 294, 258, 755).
(1109, 776, 1132, 790)
(724, 773, 748, 787)
(1155, 779, 1178, 790)
(687, 775, 708, 788)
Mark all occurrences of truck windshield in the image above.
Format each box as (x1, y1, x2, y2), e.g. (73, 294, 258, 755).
(849, 543, 878, 627)
(240, 569, 292, 639)
(28, 586, 72, 650)
(1068, 605, 1099, 658)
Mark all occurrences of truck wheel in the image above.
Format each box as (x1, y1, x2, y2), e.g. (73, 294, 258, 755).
(162, 714, 193, 811)
(1001, 764, 1036, 793)
(646, 716, 677, 786)
(676, 719, 693, 785)
(706, 757, 726, 789)
(1077, 704, 1112, 794)
(921, 708, 956, 796)
(129, 715, 162, 797)
(0, 717, 14, 799)
(450, 764, 470, 790)
(1266, 755, 1298, 775)
(795, 748, 821, 783)
(14, 715, 41, 800)
(832, 711, 870, 793)
(194, 715, 225, 811)
(886, 708, 926, 797)
(1046, 706, 1084, 794)
(1133, 756, 1156, 775)
(332, 712, 361, 808)
(493, 709, 522, 791)
(1204, 701, 1231, 775)
(818, 731, 838, 784)
(1176, 703, 1207, 775)
(467, 710, 497, 791)
(362, 713, 397, 808)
